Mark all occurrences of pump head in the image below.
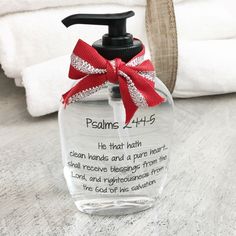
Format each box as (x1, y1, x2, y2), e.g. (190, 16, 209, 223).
(62, 11, 142, 62)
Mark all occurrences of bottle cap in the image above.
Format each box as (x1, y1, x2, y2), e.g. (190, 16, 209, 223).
(62, 11, 142, 62)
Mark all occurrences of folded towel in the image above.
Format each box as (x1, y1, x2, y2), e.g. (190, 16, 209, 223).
(1, 0, 235, 82)
(22, 55, 74, 116)
(22, 42, 152, 116)
(0, 0, 145, 16)
(174, 0, 236, 40)
(174, 39, 236, 97)
(0, 4, 148, 81)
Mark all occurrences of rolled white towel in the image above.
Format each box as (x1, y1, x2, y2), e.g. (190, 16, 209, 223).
(0, 4, 148, 80)
(22, 55, 73, 116)
(1, 0, 236, 81)
(3, 0, 197, 17)
(0, 0, 146, 16)
(23, 41, 151, 117)
(23, 38, 236, 116)
(174, 39, 236, 97)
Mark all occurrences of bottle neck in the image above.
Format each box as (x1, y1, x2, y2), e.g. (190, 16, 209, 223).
(108, 83, 121, 99)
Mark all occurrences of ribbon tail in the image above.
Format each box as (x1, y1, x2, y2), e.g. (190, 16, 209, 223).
(118, 76, 138, 124)
(136, 78, 165, 107)
(123, 68, 165, 107)
(62, 74, 107, 105)
(145, 87, 165, 107)
(62, 90, 72, 105)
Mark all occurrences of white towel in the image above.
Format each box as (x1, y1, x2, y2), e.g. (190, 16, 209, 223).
(173, 39, 236, 97)
(0, 0, 145, 16)
(0, 4, 148, 82)
(22, 51, 153, 116)
(22, 55, 74, 116)
(1, 0, 236, 82)
(2, 0, 235, 80)
(174, 0, 236, 40)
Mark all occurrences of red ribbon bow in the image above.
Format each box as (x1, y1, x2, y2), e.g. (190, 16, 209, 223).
(63, 39, 164, 124)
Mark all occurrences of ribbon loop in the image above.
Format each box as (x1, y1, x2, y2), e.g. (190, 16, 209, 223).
(63, 39, 165, 124)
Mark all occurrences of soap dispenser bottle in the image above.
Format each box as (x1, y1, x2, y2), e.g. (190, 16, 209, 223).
(59, 11, 174, 215)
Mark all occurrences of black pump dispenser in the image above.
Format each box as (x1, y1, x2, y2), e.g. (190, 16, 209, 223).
(62, 11, 142, 62)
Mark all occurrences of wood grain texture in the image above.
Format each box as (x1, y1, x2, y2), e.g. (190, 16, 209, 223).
(0, 69, 235, 236)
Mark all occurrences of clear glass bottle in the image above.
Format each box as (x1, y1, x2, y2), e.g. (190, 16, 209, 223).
(59, 11, 174, 215)
(59, 78, 173, 215)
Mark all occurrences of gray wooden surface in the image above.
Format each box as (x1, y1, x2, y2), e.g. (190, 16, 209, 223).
(0, 69, 235, 236)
